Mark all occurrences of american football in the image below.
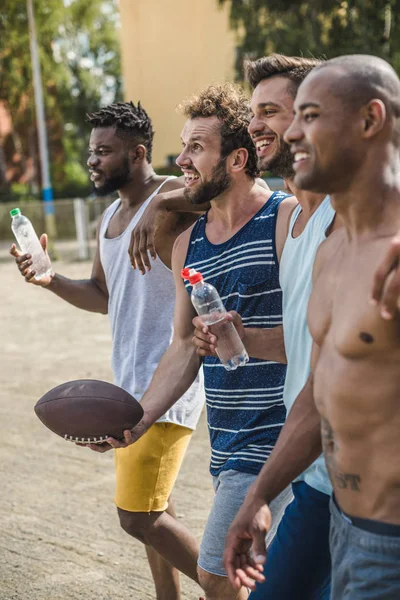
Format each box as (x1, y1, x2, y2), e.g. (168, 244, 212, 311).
(34, 379, 144, 444)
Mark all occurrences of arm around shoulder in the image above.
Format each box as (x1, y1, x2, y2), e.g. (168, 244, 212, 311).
(128, 179, 209, 273)
(157, 176, 211, 213)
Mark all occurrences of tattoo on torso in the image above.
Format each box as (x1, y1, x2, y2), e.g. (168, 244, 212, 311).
(321, 418, 361, 492)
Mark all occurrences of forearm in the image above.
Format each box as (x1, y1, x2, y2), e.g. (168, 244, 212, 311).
(46, 273, 108, 314)
(243, 325, 287, 363)
(251, 374, 322, 504)
(140, 338, 201, 425)
(156, 190, 210, 213)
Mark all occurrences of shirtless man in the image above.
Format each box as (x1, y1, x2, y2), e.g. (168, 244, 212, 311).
(10, 100, 206, 600)
(282, 54, 400, 598)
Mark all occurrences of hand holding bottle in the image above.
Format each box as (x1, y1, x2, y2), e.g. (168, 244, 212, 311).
(182, 269, 248, 371)
(10, 208, 54, 286)
(192, 311, 245, 357)
(10, 233, 54, 287)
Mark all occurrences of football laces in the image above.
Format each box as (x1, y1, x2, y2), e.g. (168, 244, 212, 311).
(64, 434, 109, 444)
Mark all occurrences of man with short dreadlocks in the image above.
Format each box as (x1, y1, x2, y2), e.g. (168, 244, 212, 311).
(10, 100, 206, 600)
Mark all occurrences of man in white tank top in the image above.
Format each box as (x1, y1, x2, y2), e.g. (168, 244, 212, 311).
(10, 101, 207, 600)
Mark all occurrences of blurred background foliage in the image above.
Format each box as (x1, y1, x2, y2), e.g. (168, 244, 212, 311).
(2, 0, 400, 204)
(0, 0, 121, 202)
(219, 0, 400, 80)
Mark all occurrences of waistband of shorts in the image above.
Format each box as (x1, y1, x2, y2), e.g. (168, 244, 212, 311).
(332, 495, 400, 537)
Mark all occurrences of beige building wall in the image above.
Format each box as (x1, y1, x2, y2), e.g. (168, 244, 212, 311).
(119, 0, 237, 167)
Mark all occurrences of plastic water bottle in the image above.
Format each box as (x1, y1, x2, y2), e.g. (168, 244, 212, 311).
(10, 208, 52, 281)
(185, 269, 249, 371)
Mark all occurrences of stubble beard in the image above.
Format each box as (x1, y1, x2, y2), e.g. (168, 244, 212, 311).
(258, 138, 294, 179)
(184, 157, 231, 205)
(92, 156, 132, 197)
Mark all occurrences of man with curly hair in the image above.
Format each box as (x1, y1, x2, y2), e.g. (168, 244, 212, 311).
(108, 84, 296, 600)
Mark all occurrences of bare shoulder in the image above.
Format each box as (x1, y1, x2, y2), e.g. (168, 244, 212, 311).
(277, 194, 299, 235)
(277, 194, 298, 217)
(172, 221, 197, 267)
(94, 209, 108, 238)
(255, 177, 270, 191)
(313, 228, 346, 283)
(275, 194, 298, 261)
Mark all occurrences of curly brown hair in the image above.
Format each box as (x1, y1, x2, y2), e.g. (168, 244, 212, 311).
(178, 83, 258, 178)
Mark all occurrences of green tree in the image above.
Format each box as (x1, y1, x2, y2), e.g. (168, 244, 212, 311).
(0, 0, 121, 200)
(218, 1, 400, 80)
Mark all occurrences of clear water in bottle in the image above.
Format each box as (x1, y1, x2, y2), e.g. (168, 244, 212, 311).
(10, 208, 52, 281)
(207, 318, 249, 370)
(188, 270, 249, 370)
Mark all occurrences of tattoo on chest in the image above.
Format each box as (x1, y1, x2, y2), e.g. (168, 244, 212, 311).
(321, 418, 361, 492)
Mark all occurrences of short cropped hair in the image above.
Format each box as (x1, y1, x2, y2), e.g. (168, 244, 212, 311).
(179, 83, 258, 178)
(86, 101, 154, 163)
(245, 53, 322, 96)
(314, 54, 400, 145)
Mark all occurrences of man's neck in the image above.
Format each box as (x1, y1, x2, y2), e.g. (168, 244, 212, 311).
(330, 155, 400, 239)
(118, 164, 158, 208)
(208, 178, 270, 231)
(285, 178, 326, 219)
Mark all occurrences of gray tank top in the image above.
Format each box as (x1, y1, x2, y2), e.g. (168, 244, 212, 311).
(99, 178, 205, 429)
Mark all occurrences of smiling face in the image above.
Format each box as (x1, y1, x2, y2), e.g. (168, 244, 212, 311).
(284, 67, 365, 194)
(249, 76, 295, 178)
(176, 116, 231, 204)
(87, 127, 133, 196)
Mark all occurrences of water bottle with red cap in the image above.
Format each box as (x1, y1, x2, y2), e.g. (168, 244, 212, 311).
(182, 268, 249, 371)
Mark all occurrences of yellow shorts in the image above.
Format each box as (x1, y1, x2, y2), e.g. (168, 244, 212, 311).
(114, 422, 193, 513)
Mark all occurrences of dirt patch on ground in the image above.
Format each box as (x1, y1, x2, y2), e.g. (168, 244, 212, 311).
(0, 260, 213, 600)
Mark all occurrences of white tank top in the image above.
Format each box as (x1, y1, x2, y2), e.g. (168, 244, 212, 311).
(280, 196, 335, 495)
(99, 178, 205, 429)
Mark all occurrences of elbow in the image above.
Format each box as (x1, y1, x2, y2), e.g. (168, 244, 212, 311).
(91, 304, 108, 315)
(97, 296, 108, 315)
(101, 291, 109, 314)
(101, 298, 109, 314)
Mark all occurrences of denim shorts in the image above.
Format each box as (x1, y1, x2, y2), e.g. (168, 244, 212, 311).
(198, 469, 293, 576)
(330, 496, 400, 599)
(250, 481, 332, 600)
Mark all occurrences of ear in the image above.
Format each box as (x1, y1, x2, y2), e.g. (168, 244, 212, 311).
(130, 144, 147, 163)
(227, 148, 248, 173)
(361, 99, 386, 138)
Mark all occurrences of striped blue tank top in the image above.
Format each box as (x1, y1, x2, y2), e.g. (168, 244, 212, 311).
(184, 191, 288, 476)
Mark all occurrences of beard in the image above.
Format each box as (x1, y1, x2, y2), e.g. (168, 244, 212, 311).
(184, 157, 231, 205)
(258, 138, 294, 179)
(92, 157, 132, 196)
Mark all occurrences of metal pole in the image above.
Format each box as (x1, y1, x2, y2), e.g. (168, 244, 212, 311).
(73, 198, 89, 260)
(27, 0, 57, 240)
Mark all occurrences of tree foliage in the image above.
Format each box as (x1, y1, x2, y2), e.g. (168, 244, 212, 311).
(0, 0, 121, 199)
(218, 0, 400, 79)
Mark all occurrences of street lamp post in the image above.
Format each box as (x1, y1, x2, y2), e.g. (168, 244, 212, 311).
(27, 0, 57, 240)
